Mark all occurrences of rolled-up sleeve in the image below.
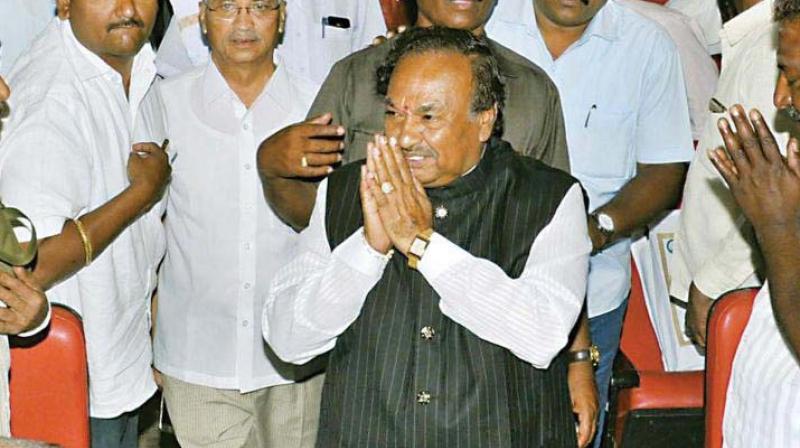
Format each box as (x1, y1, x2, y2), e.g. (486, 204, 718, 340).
(0, 96, 91, 240)
(419, 184, 591, 368)
(635, 34, 694, 165)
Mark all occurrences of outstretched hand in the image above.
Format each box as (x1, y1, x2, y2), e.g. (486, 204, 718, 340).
(709, 105, 800, 233)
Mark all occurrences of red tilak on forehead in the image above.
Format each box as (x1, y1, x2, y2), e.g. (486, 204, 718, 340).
(398, 97, 411, 115)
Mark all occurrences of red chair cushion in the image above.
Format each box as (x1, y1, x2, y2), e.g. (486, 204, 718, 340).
(704, 288, 758, 448)
(10, 305, 90, 448)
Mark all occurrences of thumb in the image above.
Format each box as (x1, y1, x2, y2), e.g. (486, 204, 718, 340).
(307, 113, 333, 125)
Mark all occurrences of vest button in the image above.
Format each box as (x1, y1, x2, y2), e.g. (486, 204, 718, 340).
(420, 326, 436, 340)
(416, 391, 431, 405)
(434, 205, 448, 219)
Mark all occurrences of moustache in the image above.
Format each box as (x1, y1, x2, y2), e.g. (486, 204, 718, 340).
(228, 31, 261, 42)
(782, 105, 800, 123)
(107, 18, 144, 32)
(402, 146, 437, 159)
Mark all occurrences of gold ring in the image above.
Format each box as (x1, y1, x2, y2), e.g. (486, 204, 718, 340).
(381, 182, 395, 194)
(301, 156, 308, 168)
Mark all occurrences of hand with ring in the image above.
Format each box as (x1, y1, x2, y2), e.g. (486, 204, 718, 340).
(363, 134, 432, 256)
(257, 113, 344, 180)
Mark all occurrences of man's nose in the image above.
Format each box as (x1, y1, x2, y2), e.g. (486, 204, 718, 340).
(116, 0, 136, 18)
(397, 118, 423, 150)
(774, 72, 794, 111)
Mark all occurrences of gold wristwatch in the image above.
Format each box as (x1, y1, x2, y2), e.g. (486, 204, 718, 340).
(568, 345, 601, 367)
(407, 229, 434, 270)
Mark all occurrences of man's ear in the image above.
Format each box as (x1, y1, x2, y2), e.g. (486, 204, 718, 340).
(278, 1, 287, 35)
(56, 0, 71, 19)
(477, 104, 498, 142)
(198, 1, 208, 34)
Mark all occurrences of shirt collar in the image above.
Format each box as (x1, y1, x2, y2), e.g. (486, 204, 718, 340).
(202, 53, 293, 115)
(60, 17, 157, 83)
(720, 0, 774, 48)
(505, 0, 619, 45)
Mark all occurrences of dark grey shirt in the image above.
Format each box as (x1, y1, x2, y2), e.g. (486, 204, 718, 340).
(308, 36, 571, 172)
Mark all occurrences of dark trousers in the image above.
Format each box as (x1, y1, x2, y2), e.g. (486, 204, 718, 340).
(589, 299, 629, 448)
(90, 410, 139, 448)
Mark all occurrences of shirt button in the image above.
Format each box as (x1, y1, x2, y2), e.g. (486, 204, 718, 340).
(420, 326, 435, 340)
(243, 123, 251, 131)
(244, 163, 252, 170)
(243, 282, 252, 290)
(416, 391, 431, 405)
(244, 242, 252, 250)
(242, 320, 249, 327)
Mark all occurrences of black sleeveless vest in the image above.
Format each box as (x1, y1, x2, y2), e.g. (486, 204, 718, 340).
(318, 139, 579, 447)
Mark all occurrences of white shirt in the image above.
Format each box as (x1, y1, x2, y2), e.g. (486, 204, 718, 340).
(263, 181, 591, 370)
(156, 0, 387, 83)
(486, 0, 694, 317)
(666, 0, 723, 54)
(617, 0, 719, 140)
(0, 0, 55, 76)
(722, 284, 800, 447)
(0, 19, 163, 418)
(137, 59, 317, 392)
(670, 0, 782, 302)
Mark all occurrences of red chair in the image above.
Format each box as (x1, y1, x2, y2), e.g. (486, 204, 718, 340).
(704, 288, 758, 448)
(9, 304, 90, 448)
(605, 260, 705, 447)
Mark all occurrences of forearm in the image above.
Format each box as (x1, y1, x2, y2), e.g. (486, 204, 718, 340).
(261, 176, 318, 231)
(599, 163, 687, 239)
(424, 233, 589, 368)
(753, 225, 800, 358)
(264, 230, 387, 363)
(31, 186, 151, 290)
(568, 310, 592, 351)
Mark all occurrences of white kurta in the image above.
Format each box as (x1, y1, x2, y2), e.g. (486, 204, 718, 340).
(0, 19, 163, 418)
(136, 58, 317, 392)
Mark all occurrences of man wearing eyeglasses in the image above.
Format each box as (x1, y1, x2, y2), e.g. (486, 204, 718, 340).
(135, 1, 323, 446)
(156, 0, 387, 81)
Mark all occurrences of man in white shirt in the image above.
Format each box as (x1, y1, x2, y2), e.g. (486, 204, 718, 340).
(136, 1, 322, 446)
(667, 0, 723, 53)
(156, 0, 387, 80)
(0, 0, 56, 76)
(670, 0, 782, 348)
(485, 1, 694, 445)
(264, 27, 591, 447)
(0, 1, 171, 446)
(617, 0, 719, 140)
(705, 3, 800, 444)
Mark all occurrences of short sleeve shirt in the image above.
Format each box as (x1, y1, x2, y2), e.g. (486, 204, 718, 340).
(487, 0, 694, 316)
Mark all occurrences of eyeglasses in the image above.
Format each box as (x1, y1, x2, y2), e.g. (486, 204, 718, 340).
(205, 0, 282, 19)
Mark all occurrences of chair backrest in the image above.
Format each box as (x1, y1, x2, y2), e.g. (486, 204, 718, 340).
(704, 288, 758, 448)
(620, 259, 666, 372)
(10, 304, 89, 448)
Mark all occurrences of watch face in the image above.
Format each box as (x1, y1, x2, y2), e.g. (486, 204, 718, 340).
(409, 238, 427, 257)
(597, 213, 615, 232)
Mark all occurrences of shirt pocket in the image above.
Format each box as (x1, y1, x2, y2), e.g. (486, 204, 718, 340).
(571, 108, 636, 180)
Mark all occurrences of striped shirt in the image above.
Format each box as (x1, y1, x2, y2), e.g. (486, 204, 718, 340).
(723, 284, 800, 447)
